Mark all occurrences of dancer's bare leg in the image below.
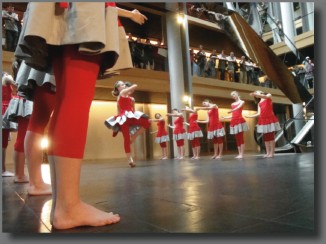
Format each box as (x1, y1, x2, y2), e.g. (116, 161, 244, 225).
(25, 131, 52, 195)
(264, 141, 271, 158)
(191, 147, 196, 159)
(51, 156, 120, 230)
(130, 127, 145, 144)
(235, 146, 241, 158)
(179, 147, 184, 159)
(162, 147, 168, 159)
(216, 143, 223, 159)
(195, 146, 201, 159)
(211, 143, 218, 159)
(239, 144, 245, 158)
(14, 151, 29, 183)
(268, 140, 275, 158)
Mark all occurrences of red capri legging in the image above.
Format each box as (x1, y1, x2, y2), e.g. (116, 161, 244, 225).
(191, 138, 200, 148)
(235, 132, 244, 147)
(27, 83, 55, 134)
(120, 117, 151, 154)
(160, 142, 167, 148)
(176, 139, 184, 147)
(48, 45, 102, 158)
(212, 136, 223, 144)
(2, 129, 10, 149)
(263, 132, 275, 142)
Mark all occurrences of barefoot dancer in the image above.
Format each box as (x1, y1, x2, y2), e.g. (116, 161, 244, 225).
(182, 106, 203, 159)
(222, 91, 249, 159)
(245, 90, 281, 158)
(197, 99, 225, 159)
(167, 109, 187, 159)
(15, 2, 147, 230)
(151, 113, 170, 160)
(105, 81, 151, 167)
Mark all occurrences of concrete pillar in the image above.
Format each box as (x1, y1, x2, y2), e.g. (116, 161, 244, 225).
(280, 2, 298, 57)
(165, 3, 192, 157)
(306, 2, 314, 31)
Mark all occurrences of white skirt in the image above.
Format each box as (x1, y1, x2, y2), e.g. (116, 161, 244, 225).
(207, 128, 225, 139)
(256, 122, 281, 134)
(187, 130, 203, 140)
(155, 135, 170, 144)
(2, 97, 33, 123)
(230, 122, 249, 135)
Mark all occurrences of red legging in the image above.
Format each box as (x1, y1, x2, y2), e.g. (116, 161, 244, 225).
(176, 139, 184, 147)
(235, 132, 244, 147)
(160, 142, 167, 148)
(49, 45, 102, 158)
(191, 138, 200, 148)
(27, 83, 55, 134)
(2, 129, 10, 149)
(120, 117, 150, 153)
(263, 132, 275, 142)
(212, 137, 223, 144)
(14, 117, 29, 153)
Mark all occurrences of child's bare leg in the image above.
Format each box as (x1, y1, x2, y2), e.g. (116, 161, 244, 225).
(25, 131, 52, 195)
(14, 151, 29, 183)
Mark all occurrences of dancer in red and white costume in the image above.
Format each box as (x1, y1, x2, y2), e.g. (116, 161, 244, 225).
(151, 113, 170, 160)
(197, 99, 225, 159)
(182, 106, 203, 159)
(222, 91, 249, 159)
(245, 90, 281, 158)
(105, 81, 151, 167)
(15, 2, 147, 229)
(167, 109, 187, 159)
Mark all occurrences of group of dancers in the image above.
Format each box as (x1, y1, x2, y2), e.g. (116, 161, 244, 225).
(104, 81, 282, 166)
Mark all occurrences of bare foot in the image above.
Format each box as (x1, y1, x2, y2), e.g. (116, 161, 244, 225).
(128, 157, 136, 168)
(28, 183, 52, 196)
(211, 155, 217, 159)
(215, 156, 222, 160)
(52, 201, 120, 230)
(263, 154, 269, 158)
(14, 175, 29, 183)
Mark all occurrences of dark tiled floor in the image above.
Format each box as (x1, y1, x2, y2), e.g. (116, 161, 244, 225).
(2, 152, 314, 234)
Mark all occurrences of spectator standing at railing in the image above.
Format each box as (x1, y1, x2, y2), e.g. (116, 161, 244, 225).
(239, 56, 247, 84)
(195, 45, 207, 77)
(304, 57, 314, 89)
(143, 38, 154, 70)
(205, 49, 217, 78)
(217, 50, 227, 80)
(246, 59, 254, 84)
(2, 4, 19, 51)
(226, 52, 237, 82)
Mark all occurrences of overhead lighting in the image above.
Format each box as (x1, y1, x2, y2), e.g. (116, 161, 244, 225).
(177, 13, 184, 24)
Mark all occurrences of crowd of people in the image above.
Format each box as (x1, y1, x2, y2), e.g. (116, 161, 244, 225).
(191, 45, 271, 86)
